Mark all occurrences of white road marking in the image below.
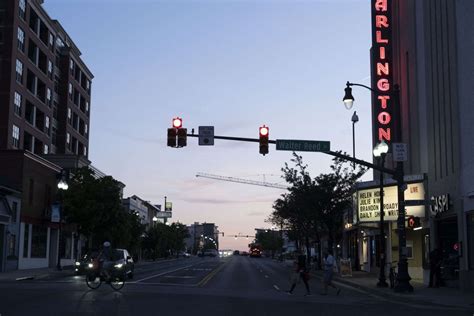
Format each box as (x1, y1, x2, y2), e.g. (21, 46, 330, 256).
(265, 275, 269, 278)
(273, 285, 280, 291)
(162, 276, 195, 279)
(130, 264, 196, 283)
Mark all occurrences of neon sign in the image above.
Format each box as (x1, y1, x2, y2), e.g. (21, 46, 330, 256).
(371, 0, 393, 143)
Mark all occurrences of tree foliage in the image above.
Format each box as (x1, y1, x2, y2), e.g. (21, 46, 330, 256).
(255, 230, 283, 258)
(142, 222, 189, 259)
(270, 153, 366, 255)
(62, 167, 145, 251)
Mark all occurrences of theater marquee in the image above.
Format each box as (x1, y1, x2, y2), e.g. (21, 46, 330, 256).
(357, 182, 426, 222)
(371, 0, 394, 144)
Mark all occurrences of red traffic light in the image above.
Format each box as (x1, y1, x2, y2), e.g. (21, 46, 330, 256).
(259, 126, 269, 136)
(172, 117, 182, 128)
(259, 125, 269, 156)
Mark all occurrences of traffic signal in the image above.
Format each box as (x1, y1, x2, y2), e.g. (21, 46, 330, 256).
(167, 128, 177, 147)
(407, 216, 421, 230)
(173, 117, 183, 129)
(259, 125, 269, 155)
(177, 128, 187, 147)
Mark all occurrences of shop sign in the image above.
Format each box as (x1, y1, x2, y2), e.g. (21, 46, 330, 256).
(371, 0, 395, 144)
(429, 194, 449, 216)
(357, 182, 425, 222)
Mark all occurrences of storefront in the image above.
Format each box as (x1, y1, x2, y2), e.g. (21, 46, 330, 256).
(352, 177, 427, 280)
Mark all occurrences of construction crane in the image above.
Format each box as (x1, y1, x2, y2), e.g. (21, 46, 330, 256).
(195, 172, 288, 189)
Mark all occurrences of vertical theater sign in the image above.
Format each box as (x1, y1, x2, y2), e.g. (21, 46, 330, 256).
(372, 0, 394, 144)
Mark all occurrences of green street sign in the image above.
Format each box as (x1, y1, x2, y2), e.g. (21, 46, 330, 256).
(276, 139, 330, 152)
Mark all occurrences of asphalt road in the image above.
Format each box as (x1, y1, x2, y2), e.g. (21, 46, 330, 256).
(0, 256, 471, 316)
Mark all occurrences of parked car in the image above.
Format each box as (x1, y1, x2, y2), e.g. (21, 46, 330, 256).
(233, 250, 240, 255)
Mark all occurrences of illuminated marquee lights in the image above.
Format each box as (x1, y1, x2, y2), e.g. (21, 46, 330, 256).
(372, 0, 393, 143)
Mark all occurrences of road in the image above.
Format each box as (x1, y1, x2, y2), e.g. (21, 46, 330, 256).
(0, 255, 471, 316)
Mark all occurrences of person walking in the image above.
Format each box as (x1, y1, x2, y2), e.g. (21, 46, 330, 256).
(321, 250, 340, 295)
(428, 248, 442, 288)
(287, 252, 311, 296)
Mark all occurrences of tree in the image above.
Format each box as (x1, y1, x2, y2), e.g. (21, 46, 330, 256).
(255, 230, 283, 258)
(270, 152, 366, 263)
(62, 167, 144, 251)
(142, 222, 189, 259)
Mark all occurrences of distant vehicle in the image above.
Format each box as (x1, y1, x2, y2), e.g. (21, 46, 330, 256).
(179, 251, 191, 258)
(203, 249, 218, 257)
(241, 251, 249, 256)
(233, 250, 240, 255)
(114, 249, 135, 279)
(75, 250, 99, 275)
(249, 244, 262, 258)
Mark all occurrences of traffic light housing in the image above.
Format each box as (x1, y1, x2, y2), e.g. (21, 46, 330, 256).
(407, 216, 421, 230)
(259, 125, 269, 155)
(167, 128, 177, 147)
(177, 128, 187, 147)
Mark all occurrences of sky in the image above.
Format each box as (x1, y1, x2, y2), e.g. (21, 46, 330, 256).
(44, 0, 374, 251)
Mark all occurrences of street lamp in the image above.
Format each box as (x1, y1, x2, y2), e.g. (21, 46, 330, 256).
(373, 140, 389, 287)
(351, 111, 359, 169)
(343, 81, 413, 292)
(56, 173, 68, 271)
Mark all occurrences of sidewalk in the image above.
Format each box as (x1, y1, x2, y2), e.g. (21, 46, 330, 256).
(0, 265, 75, 282)
(311, 270, 474, 310)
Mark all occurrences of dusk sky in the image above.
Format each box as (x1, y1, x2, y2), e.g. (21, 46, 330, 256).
(44, 0, 374, 251)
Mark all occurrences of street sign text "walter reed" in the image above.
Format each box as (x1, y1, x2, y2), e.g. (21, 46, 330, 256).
(276, 139, 330, 152)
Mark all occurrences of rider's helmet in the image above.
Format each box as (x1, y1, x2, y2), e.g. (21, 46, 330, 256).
(103, 241, 111, 248)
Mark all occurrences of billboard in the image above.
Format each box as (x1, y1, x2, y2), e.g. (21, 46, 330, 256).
(357, 182, 425, 222)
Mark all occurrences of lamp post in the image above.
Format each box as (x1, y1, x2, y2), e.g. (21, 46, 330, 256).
(351, 111, 359, 169)
(343, 81, 413, 292)
(56, 175, 68, 271)
(373, 140, 389, 287)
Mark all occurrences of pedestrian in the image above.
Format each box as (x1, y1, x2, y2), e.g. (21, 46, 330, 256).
(287, 252, 311, 296)
(321, 250, 340, 295)
(428, 248, 442, 288)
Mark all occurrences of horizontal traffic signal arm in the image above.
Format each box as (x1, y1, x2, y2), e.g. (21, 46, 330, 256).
(186, 133, 395, 176)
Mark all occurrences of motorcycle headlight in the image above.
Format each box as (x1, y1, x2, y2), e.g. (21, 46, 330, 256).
(114, 263, 123, 269)
(88, 263, 93, 268)
(75, 262, 81, 266)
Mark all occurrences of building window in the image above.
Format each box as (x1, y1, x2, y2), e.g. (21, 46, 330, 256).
(68, 83, 73, 100)
(45, 116, 50, 130)
(43, 144, 48, 154)
(48, 60, 53, 74)
(31, 225, 47, 258)
(69, 59, 74, 70)
(7, 234, 16, 258)
(85, 101, 89, 112)
(16, 59, 23, 84)
(84, 146, 87, 156)
(46, 88, 51, 106)
(85, 123, 88, 134)
(14, 92, 22, 116)
(48, 32, 54, 47)
(17, 27, 25, 52)
(19, 0, 26, 20)
(12, 125, 20, 148)
(67, 108, 72, 124)
(66, 132, 70, 150)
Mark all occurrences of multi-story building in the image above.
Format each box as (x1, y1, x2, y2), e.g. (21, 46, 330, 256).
(0, 0, 93, 270)
(348, 0, 473, 291)
(0, 0, 93, 156)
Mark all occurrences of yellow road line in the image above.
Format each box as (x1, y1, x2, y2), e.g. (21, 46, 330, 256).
(197, 260, 229, 287)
